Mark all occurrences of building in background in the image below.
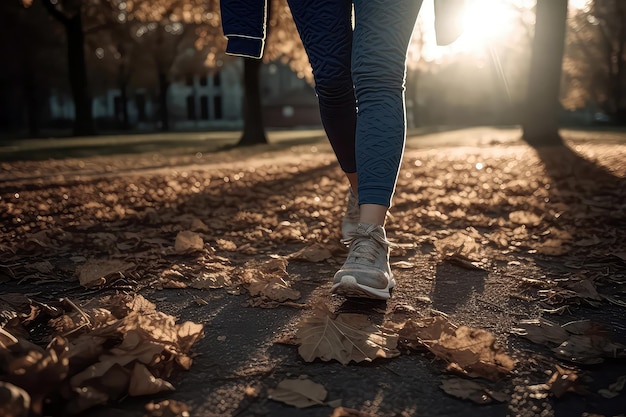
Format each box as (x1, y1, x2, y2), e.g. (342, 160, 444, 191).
(46, 61, 320, 133)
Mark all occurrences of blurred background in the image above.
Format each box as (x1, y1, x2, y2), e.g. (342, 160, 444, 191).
(0, 0, 623, 142)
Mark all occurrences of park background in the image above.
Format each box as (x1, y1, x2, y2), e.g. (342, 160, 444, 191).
(0, 0, 624, 146)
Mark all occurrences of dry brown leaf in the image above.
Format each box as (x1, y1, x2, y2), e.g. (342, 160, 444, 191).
(563, 279, 601, 301)
(296, 303, 399, 365)
(0, 382, 31, 417)
(76, 259, 134, 288)
(128, 363, 175, 396)
(573, 235, 601, 247)
(513, 319, 626, 364)
(440, 378, 508, 404)
(509, 210, 542, 227)
(511, 319, 569, 345)
(434, 232, 481, 258)
(401, 317, 516, 381)
(267, 377, 327, 408)
(0, 336, 70, 415)
(66, 386, 110, 415)
(248, 277, 301, 302)
(190, 271, 232, 289)
(174, 231, 204, 253)
(216, 238, 237, 251)
(547, 365, 582, 398)
(288, 244, 333, 262)
(536, 239, 570, 256)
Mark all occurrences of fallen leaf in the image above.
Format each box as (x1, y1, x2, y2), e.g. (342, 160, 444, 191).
(509, 210, 542, 227)
(512, 319, 626, 364)
(296, 304, 399, 365)
(76, 259, 134, 288)
(174, 231, 204, 253)
(190, 271, 231, 290)
(267, 377, 327, 408)
(400, 317, 517, 381)
(248, 277, 301, 303)
(537, 239, 570, 256)
(434, 232, 481, 258)
(573, 235, 601, 247)
(511, 319, 569, 346)
(440, 378, 508, 404)
(563, 280, 601, 301)
(288, 244, 333, 262)
(0, 382, 31, 417)
(128, 363, 174, 396)
(547, 365, 583, 398)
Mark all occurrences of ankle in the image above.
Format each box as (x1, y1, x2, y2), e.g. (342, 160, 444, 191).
(359, 204, 388, 226)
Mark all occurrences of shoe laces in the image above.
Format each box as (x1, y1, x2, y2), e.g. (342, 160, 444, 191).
(342, 225, 391, 264)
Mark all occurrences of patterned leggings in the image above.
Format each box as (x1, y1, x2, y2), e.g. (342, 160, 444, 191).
(287, 0, 423, 207)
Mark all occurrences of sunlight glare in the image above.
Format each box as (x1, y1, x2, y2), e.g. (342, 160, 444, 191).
(413, 0, 519, 62)
(460, 0, 516, 47)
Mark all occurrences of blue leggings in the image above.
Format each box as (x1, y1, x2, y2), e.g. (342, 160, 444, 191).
(287, 0, 423, 207)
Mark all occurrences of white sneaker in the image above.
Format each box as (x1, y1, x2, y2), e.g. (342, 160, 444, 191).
(332, 223, 395, 300)
(341, 188, 359, 240)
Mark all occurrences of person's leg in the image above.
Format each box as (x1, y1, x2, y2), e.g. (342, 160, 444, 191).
(332, 0, 423, 299)
(353, 0, 424, 225)
(287, 0, 357, 184)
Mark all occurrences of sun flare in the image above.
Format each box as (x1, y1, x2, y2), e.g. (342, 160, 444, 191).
(412, 0, 590, 63)
(460, 0, 517, 44)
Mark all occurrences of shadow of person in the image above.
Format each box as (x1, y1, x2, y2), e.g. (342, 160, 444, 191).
(334, 297, 388, 326)
(430, 262, 488, 313)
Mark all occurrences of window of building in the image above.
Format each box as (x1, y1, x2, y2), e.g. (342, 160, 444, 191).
(213, 95, 222, 120)
(136, 94, 147, 122)
(185, 74, 194, 87)
(186, 95, 196, 120)
(213, 72, 221, 87)
(200, 96, 209, 120)
(199, 74, 208, 86)
(113, 96, 124, 122)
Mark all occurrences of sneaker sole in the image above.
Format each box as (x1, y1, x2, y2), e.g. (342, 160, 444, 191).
(331, 275, 395, 300)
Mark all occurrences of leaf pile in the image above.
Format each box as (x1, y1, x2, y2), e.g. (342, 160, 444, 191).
(0, 294, 203, 415)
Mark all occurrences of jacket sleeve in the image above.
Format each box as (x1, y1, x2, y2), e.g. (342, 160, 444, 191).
(220, 0, 267, 59)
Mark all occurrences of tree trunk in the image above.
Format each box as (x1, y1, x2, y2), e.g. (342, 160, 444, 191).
(119, 63, 130, 129)
(66, 12, 95, 136)
(158, 71, 170, 131)
(237, 57, 267, 146)
(522, 0, 568, 146)
(20, 49, 40, 137)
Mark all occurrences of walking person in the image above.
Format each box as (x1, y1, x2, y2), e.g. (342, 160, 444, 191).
(221, 0, 462, 300)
